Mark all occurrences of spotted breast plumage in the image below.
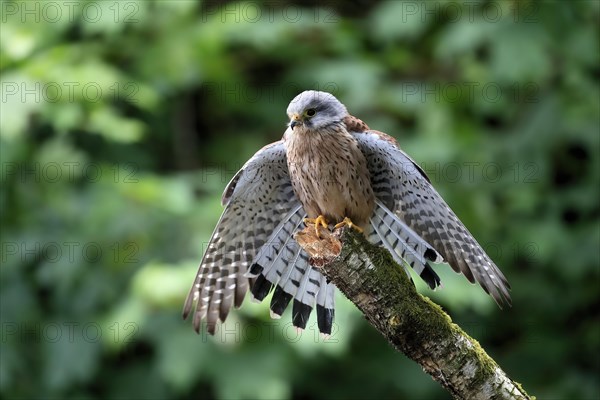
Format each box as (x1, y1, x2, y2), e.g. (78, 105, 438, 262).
(183, 90, 511, 336)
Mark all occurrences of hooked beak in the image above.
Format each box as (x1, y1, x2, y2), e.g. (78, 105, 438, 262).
(290, 113, 302, 130)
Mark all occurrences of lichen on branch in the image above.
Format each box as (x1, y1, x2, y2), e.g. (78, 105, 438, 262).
(293, 226, 532, 400)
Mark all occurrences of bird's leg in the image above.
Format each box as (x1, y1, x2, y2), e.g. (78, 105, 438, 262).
(334, 217, 363, 233)
(304, 215, 329, 239)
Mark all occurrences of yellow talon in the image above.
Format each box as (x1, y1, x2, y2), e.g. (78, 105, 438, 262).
(334, 217, 363, 233)
(304, 215, 329, 239)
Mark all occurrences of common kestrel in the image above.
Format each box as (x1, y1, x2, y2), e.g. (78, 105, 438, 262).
(183, 90, 511, 335)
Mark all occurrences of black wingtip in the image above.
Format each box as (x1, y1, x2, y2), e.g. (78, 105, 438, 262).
(292, 300, 312, 330)
(424, 248, 438, 262)
(207, 321, 217, 336)
(250, 274, 273, 302)
(421, 262, 442, 290)
(270, 286, 293, 316)
(182, 306, 191, 321)
(219, 307, 229, 324)
(493, 286, 513, 310)
(494, 295, 510, 311)
(316, 305, 334, 335)
(249, 263, 263, 276)
(182, 288, 196, 320)
(192, 311, 202, 334)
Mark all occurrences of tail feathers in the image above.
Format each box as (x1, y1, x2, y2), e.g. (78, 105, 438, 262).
(246, 205, 305, 278)
(270, 286, 292, 318)
(293, 265, 326, 329)
(316, 274, 335, 335)
(246, 209, 335, 334)
(368, 200, 442, 289)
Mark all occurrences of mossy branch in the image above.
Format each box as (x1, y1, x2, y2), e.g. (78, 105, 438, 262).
(296, 227, 532, 400)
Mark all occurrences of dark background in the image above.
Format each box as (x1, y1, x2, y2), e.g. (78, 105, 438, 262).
(1, 0, 599, 399)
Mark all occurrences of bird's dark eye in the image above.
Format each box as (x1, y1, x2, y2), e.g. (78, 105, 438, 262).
(305, 108, 316, 117)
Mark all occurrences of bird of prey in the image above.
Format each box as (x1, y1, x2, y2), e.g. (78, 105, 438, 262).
(183, 90, 511, 336)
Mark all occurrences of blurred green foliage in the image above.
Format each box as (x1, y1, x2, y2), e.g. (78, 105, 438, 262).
(1, 0, 599, 399)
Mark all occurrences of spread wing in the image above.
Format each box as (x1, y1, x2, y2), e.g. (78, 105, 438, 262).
(183, 140, 336, 335)
(353, 130, 511, 307)
(182, 141, 302, 333)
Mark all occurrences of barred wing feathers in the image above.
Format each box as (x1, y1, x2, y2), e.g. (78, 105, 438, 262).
(354, 131, 511, 307)
(183, 141, 335, 335)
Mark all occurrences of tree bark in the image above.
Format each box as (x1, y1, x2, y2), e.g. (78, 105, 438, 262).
(296, 227, 532, 400)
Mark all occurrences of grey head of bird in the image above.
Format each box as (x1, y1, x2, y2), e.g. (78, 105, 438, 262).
(286, 90, 348, 131)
